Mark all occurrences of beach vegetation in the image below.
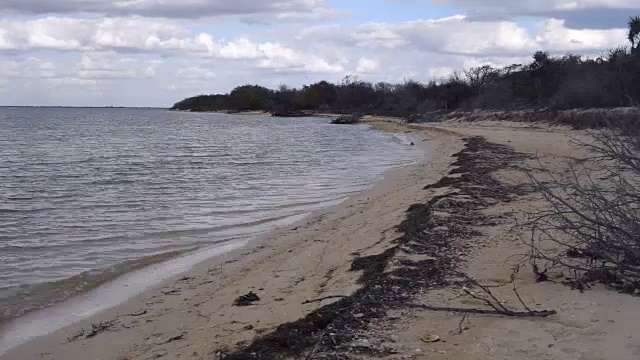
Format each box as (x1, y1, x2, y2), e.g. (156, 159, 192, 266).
(172, 16, 640, 118)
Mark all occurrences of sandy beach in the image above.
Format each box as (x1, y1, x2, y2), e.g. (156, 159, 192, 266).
(3, 118, 640, 360)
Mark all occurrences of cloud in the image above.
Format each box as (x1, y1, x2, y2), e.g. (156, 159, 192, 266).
(0, 0, 336, 21)
(432, 0, 639, 28)
(76, 52, 160, 79)
(0, 16, 344, 73)
(0, 57, 58, 79)
(356, 58, 380, 73)
(177, 66, 218, 81)
(301, 15, 627, 57)
(0, 1, 633, 107)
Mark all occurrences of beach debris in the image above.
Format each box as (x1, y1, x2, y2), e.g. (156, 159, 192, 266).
(405, 303, 556, 318)
(420, 335, 441, 343)
(162, 289, 181, 295)
(150, 350, 169, 359)
(532, 264, 549, 282)
(161, 334, 185, 344)
(218, 137, 556, 360)
(233, 291, 261, 306)
(301, 295, 348, 305)
(66, 319, 122, 342)
(128, 310, 148, 317)
(331, 113, 362, 125)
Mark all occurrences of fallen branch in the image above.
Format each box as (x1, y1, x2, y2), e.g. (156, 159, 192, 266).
(511, 265, 533, 312)
(405, 303, 556, 317)
(460, 273, 510, 312)
(302, 295, 348, 305)
(454, 312, 469, 335)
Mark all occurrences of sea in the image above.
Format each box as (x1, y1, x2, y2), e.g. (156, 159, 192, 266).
(0, 108, 421, 332)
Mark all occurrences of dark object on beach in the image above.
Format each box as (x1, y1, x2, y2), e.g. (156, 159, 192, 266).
(271, 110, 309, 117)
(234, 291, 261, 306)
(331, 113, 362, 124)
(67, 320, 122, 342)
(410, 141, 415, 146)
(532, 264, 549, 282)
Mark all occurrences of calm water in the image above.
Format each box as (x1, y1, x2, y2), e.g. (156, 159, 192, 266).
(0, 108, 420, 323)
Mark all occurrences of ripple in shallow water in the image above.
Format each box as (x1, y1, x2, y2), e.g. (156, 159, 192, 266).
(0, 108, 421, 322)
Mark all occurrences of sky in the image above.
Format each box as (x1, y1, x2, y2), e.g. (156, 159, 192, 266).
(0, 0, 637, 107)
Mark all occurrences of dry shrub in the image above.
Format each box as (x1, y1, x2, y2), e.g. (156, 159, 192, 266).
(524, 117, 640, 293)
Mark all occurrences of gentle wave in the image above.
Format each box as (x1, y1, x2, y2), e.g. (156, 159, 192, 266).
(0, 247, 197, 325)
(0, 108, 421, 325)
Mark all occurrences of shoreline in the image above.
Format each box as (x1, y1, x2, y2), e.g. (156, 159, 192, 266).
(5, 119, 639, 359)
(0, 120, 435, 358)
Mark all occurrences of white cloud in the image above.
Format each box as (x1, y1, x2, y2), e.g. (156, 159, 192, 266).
(535, 18, 627, 52)
(75, 52, 160, 79)
(0, 0, 336, 21)
(301, 15, 627, 57)
(0, 57, 58, 79)
(432, 0, 639, 28)
(356, 58, 380, 73)
(0, 16, 343, 74)
(434, 0, 639, 12)
(177, 66, 218, 80)
(0, 1, 632, 106)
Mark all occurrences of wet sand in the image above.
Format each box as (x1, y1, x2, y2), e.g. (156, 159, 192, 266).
(3, 118, 640, 360)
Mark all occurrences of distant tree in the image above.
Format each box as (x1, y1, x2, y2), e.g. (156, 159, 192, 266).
(228, 85, 271, 111)
(628, 16, 640, 54)
(171, 15, 640, 114)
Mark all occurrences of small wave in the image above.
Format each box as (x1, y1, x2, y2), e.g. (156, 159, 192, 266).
(197, 198, 339, 216)
(0, 248, 195, 325)
(88, 178, 137, 186)
(0, 207, 55, 214)
(4, 196, 34, 201)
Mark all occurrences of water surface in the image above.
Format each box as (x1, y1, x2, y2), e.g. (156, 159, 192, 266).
(0, 108, 420, 323)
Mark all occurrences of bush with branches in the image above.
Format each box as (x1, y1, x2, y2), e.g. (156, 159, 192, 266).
(524, 118, 640, 293)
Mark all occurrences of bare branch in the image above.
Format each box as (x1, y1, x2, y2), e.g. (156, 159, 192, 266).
(405, 304, 557, 318)
(302, 295, 349, 305)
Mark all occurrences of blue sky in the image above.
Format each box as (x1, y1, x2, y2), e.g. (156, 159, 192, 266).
(0, 0, 635, 107)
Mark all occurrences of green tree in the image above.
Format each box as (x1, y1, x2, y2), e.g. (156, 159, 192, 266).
(228, 85, 271, 111)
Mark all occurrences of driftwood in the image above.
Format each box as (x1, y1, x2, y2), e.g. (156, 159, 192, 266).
(302, 295, 348, 305)
(405, 303, 556, 317)
(404, 268, 558, 319)
(272, 111, 310, 118)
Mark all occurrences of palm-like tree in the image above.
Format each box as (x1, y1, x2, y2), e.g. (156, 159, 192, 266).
(629, 16, 640, 54)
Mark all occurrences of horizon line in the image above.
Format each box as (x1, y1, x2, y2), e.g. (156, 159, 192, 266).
(0, 106, 168, 109)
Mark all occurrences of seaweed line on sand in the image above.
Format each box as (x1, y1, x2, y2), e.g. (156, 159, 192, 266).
(217, 136, 533, 360)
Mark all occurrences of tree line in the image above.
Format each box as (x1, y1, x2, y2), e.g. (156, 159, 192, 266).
(172, 16, 640, 115)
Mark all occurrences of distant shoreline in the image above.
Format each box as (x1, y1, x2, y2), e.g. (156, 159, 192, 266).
(0, 106, 166, 109)
(171, 108, 341, 118)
